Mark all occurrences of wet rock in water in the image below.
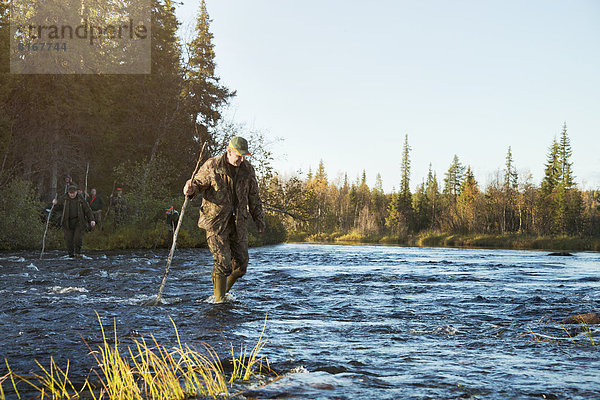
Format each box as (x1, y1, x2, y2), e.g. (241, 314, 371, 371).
(315, 365, 347, 374)
(561, 312, 600, 325)
(547, 252, 573, 256)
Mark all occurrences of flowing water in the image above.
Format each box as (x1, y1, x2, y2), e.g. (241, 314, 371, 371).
(1, 243, 599, 399)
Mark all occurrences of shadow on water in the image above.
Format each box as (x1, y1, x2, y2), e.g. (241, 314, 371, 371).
(0, 244, 599, 399)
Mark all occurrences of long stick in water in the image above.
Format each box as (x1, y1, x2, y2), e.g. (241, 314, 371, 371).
(152, 142, 207, 305)
(40, 203, 55, 259)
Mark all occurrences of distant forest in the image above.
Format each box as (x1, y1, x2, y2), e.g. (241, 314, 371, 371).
(1, 1, 598, 250)
(261, 126, 599, 240)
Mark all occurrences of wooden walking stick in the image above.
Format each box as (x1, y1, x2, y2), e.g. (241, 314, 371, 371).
(150, 142, 207, 305)
(104, 180, 116, 218)
(84, 161, 90, 197)
(40, 202, 55, 259)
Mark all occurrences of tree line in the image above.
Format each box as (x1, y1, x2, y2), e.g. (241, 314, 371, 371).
(0, 0, 253, 203)
(1, 1, 598, 249)
(260, 124, 600, 240)
(0, 0, 280, 249)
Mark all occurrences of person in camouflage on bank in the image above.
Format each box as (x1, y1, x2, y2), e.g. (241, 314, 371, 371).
(184, 136, 265, 303)
(53, 184, 96, 258)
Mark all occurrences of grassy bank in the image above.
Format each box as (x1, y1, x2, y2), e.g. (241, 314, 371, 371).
(7, 213, 285, 252)
(0, 178, 286, 251)
(287, 230, 600, 252)
(38, 218, 284, 252)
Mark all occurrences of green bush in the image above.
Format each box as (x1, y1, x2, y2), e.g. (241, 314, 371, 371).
(0, 179, 46, 250)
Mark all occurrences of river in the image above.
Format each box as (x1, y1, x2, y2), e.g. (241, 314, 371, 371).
(0, 243, 598, 399)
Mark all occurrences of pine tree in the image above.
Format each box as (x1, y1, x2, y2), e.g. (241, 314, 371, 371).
(425, 165, 440, 229)
(541, 138, 560, 195)
(387, 135, 413, 233)
(399, 135, 411, 203)
(460, 166, 479, 202)
(316, 160, 327, 183)
(558, 122, 575, 189)
(374, 173, 384, 195)
(457, 166, 479, 232)
(538, 124, 581, 234)
(504, 146, 518, 191)
(186, 0, 235, 128)
(502, 147, 518, 233)
(443, 155, 464, 200)
(385, 191, 403, 234)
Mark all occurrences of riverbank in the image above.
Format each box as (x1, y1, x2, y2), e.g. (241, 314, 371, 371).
(287, 231, 600, 252)
(14, 213, 286, 252)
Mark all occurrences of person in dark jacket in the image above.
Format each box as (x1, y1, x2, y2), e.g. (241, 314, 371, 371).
(87, 188, 105, 227)
(53, 185, 95, 258)
(165, 206, 179, 233)
(109, 187, 127, 225)
(63, 174, 76, 194)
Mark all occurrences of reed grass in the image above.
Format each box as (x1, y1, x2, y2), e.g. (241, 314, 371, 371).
(229, 315, 272, 383)
(522, 315, 598, 346)
(2, 313, 272, 399)
(1, 370, 10, 400)
(3, 357, 81, 400)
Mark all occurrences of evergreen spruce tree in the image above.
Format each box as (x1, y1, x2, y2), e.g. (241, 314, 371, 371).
(372, 173, 387, 231)
(457, 166, 479, 232)
(502, 147, 518, 233)
(398, 135, 412, 214)
(385, 191, 402, 234)
(425, 164, 440, 230)
(554, 123, 581, 233)
(186, 0, 235, 129)
(443, 155, 464, 201)
(504, 147, 518, 191)
(385, 135, 412, 233)
(316, 160, 327, 183)
(399, 135, 412, 207)
(558, 122, 575, 189)
(541, 137, 560, 196)
(538, 124, 582, 234)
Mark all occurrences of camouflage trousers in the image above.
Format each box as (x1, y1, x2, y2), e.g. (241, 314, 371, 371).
(64, 225, 83, 256)
(206, 217, 249, 278)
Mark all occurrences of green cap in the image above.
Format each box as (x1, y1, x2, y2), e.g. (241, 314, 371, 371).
(67, 184, 78, 193)
(228, 136, 251, 156)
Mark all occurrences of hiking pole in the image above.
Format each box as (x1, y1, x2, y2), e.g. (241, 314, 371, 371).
(84, 161, 90, 197)
(151, 141, 207, 306)
(105, 180, 116, 219)
(40, 202, 55, 259)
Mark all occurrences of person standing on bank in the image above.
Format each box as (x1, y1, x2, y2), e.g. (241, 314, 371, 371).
(87, 188, 105, 228)
(109, 187, 127, 225)
(53, 185, 96, 258)
(183, 136, 266, 303)
(63, 173, 75, 194)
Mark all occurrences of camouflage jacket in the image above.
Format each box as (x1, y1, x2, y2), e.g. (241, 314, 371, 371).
(55, 193, 95, 230)
(190, 152, 265, 239)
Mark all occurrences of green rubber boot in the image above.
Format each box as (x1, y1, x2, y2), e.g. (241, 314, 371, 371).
(226, 269, 244, 293)
(212, 274, 227, 303)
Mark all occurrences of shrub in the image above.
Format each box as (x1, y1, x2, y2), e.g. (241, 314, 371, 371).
(0, 179, 46, 250)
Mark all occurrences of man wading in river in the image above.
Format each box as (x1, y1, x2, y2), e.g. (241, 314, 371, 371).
(53, 185, 96, 258)
(183, 136, 265, 303)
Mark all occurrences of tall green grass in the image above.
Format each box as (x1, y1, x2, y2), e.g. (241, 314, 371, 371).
(1, 313, 274, 399)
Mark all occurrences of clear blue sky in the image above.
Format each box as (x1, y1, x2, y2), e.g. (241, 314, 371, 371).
(175, 0, 600, 192)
